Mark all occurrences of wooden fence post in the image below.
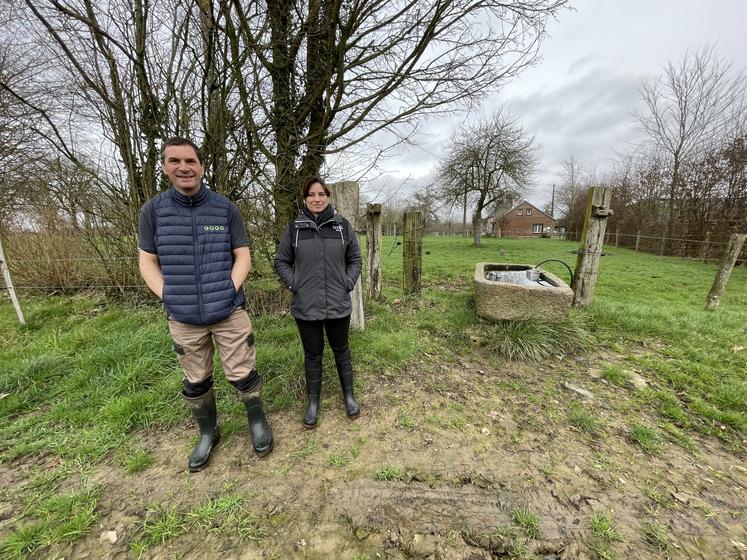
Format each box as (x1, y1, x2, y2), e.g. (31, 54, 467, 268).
(572, 187, 613, 308)
(329, 181, 365, 330)
(403, 211, 422, 294)
(614, 226, 620, 247)
(634, 230, 641, 251)
(705, 233, 747, 310)
(0, 235, 26, 325)
(366, 204, 382, 301)
(700, 231, 711, 263)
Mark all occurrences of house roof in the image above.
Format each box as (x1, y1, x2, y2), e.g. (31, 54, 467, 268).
(494, 200, 555, 222)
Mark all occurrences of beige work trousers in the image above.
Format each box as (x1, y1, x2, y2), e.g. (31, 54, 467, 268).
(168, 307, 256, 384)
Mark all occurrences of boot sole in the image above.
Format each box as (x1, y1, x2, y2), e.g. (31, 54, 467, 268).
(347, 412, 360, 421)
(254, 440, 273, 458)
(188, 433, 220, 473)
(303, 422, 317, 430)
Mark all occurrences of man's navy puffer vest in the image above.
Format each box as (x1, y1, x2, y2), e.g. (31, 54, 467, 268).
(153, 185, 244, 325)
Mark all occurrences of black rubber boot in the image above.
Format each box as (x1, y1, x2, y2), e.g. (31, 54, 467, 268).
(239, 387, 274, 457)
(183, 388, 220, 472)
(335, 349, 360, 420)
(303, 357, 323, 429)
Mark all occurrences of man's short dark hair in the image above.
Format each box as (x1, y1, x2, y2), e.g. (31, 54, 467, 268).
(161, 137, 203, 164)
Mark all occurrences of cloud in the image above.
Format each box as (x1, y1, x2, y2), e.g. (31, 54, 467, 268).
(348, 0, 747, 210)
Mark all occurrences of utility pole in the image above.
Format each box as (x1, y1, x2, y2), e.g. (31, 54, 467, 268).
(550, 184, 555, 218)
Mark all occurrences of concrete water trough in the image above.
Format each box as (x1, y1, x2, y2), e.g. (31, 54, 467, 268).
(473, 262, 573, 322)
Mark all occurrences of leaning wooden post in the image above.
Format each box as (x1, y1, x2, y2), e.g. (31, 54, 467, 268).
(403, 211, 422, 294)
(366, 204, 382, 300)
(0, 235, 26, 325)
(329, 181, 365, 330)
(634, 230, 641, 251)
(572, 187, 613, 308)
(700, 231, 711, 263)
(705, 233, 747, 310)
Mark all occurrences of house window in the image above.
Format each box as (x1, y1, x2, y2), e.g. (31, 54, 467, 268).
(517, 209, 523, 215)
(526, 208, 532, 215)
(532, 224, 543, 234)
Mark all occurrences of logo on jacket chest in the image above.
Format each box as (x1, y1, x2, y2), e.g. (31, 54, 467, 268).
(203, 225, 226, 231)
(332, 224, 343, 232)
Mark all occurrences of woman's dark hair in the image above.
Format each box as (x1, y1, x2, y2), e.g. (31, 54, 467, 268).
(302, 176, 330, 198)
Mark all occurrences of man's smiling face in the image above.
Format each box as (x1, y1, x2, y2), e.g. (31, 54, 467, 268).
(162, 144, 204, 195)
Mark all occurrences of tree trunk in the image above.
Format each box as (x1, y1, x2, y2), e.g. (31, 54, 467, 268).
(268, 0, 301, 240)
(198, 0, 230, 195)
(403, 211, 422, 294)
(462, 190, 467, 236)
(472, 212, 482, 246)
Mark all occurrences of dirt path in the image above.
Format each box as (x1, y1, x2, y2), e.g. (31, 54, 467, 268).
(3, 347, 747, 559)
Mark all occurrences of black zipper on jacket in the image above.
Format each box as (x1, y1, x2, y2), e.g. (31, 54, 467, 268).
(190, 199, 204, 324)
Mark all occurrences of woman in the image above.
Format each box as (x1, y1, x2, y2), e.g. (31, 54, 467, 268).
(274, 176, 363, 428)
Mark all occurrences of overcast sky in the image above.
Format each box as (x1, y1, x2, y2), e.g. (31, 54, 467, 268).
(360, 0, 747, 211)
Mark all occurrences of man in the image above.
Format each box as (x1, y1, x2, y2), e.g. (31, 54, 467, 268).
(138, 137, 273, 472)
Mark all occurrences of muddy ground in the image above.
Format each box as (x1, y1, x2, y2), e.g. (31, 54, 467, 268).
(2, 344, 746, 559)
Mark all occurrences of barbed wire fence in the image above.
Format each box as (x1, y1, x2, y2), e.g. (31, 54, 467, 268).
(2, 231, 744, 291)
(1, 228, 745, 322)
(417, 226, 746, 265)
(0, 248, 292, 320)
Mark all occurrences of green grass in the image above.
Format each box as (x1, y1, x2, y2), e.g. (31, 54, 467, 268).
(396, 408, 417, 431)
(567, 405, 602, 436)
(601, 364, 627, 386)
(629, 424, 662, 454)
(642, 520, 670, 551)
(327, 453, 351, 467)
(475, 312, 596, 362)
(0, 484, 101, 559)
(644, 483, 672, 509)
(131, 493, 267, 554)
(589, 511, 622, 543)
(121, 448, 155, 474)
(187, 494, 266, 540)
(510, 507, 540, 540)
(586, 511, 622, 559)
(375, 465, 405, 481)
(1, 235, 746, 554)
(4, 237, 745, 449)
(133, 504, 188, 550)
(0, 300, 183, 464)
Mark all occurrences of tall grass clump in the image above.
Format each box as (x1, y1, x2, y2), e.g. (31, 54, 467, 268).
(477, 312, 596, 362)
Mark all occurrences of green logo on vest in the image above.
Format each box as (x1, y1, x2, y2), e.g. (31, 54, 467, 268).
(203, 225, 226, 231)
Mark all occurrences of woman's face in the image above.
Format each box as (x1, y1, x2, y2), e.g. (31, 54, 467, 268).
(305, 182, 329, 214)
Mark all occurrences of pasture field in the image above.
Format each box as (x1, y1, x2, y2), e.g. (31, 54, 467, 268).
(0, 236, 745, 559)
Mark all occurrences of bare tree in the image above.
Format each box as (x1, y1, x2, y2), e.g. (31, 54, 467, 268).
(679, 134, 747, 240)
(635, 46, 747, 252)
(4, 0, 566, 258)
(438, 111, 537, 245)
(404, 185, 441, 227)
(220, 0, 567, 237)
(0, 9, 45, 232)
(555, 155, 587, 228)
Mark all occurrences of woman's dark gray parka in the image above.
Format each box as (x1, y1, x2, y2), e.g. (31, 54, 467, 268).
(274, 209, 362, 321)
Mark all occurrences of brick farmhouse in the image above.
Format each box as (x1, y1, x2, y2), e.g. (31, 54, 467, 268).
(492, 200, 556, 237)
